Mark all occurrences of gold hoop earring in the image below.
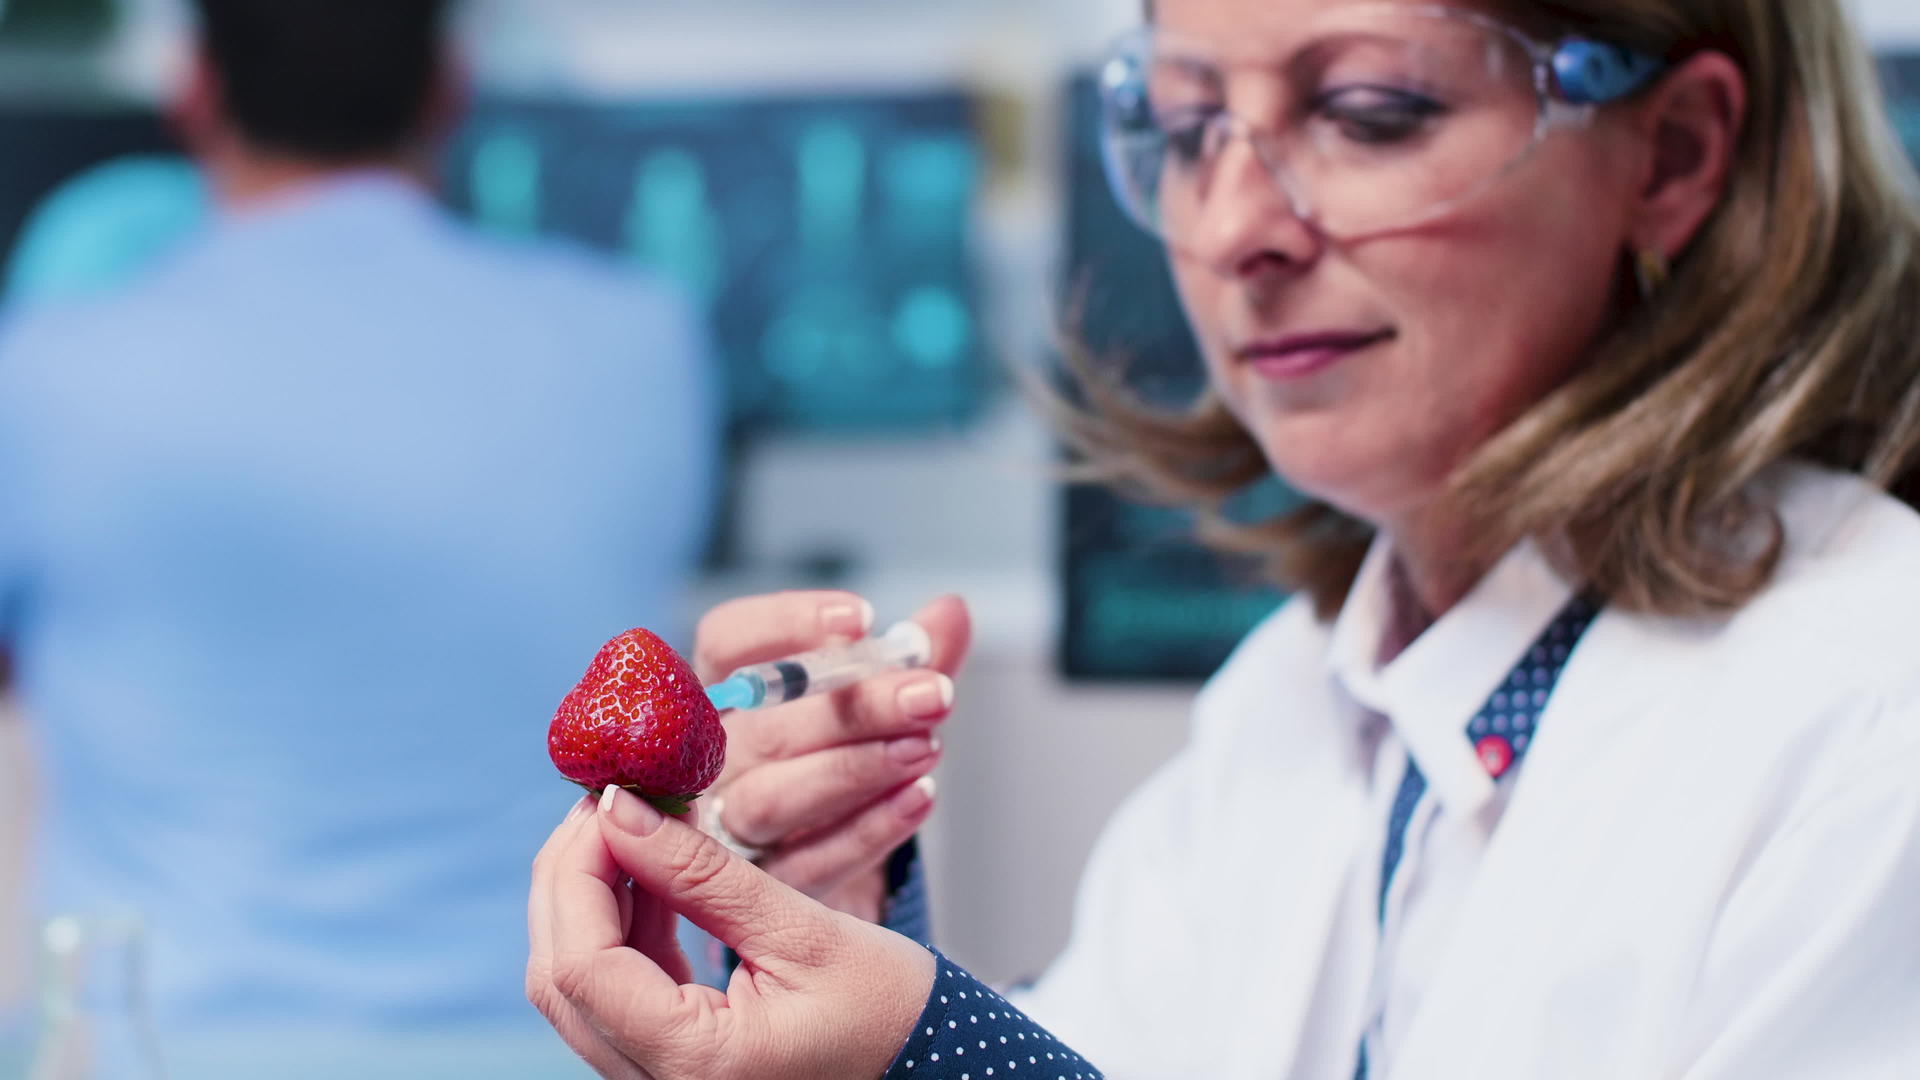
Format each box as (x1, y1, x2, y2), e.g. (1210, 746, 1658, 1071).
(1635, 247, 1671, 301)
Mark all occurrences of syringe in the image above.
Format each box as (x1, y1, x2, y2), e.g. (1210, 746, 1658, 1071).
(705, 621, 934, 712)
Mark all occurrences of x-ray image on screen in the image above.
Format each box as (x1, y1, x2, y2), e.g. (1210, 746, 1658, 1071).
(1879, 54, 1920, 165)
(443, 93, 988, 434)
(1057, 74, 1292, 682)
(0, 94, 988, 441)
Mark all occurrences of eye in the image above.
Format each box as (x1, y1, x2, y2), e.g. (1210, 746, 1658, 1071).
(1158, 107, 1222, 165)
(1313, 86, 1446, 145)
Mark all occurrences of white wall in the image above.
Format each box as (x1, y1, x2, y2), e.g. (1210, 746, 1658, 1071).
(1854, 0, 1920, 46)
(0, 711, 29, 1010)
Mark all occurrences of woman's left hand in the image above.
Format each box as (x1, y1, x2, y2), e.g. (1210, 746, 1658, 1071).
(527, 787, 936, 1080)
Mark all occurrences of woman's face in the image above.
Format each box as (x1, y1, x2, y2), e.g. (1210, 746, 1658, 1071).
(1155, 0, 1645, 528)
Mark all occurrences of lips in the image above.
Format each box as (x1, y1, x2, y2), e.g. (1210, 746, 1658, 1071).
(1236, 329, 1395, 380)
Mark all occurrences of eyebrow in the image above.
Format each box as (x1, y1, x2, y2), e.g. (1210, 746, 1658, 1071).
(1156, 30, 1423, 85)
(1154, 52, 1224, 89)
(1290, 31, 1428, 81)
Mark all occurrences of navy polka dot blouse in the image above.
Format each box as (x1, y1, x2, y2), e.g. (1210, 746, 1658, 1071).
(884, 950, 1105, 1080)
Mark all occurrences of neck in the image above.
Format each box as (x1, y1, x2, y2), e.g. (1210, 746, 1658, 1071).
(205, 146, 424, 213)
(1381, 499, 1501, 641)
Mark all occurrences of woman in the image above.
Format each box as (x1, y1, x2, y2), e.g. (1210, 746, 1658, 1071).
(527, 0, 1920, 1076)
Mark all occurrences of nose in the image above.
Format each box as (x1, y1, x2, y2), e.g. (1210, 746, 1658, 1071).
(1181, 128, 1323, 279)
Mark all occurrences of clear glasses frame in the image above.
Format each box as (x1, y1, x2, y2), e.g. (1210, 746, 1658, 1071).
(1098, 3, 1666, 245)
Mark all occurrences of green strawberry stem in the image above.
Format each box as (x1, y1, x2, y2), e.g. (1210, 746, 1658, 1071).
(572, 783, 703, 817)
(639, 790, 700, 817)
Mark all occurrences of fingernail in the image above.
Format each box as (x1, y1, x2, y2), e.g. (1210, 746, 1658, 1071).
(888, 735, 935, 764)
(819, 598, 874, 638)
(600, 785, 664, 837)
(898, 673, 955, 721)
(895, 774, 936, 814)
(563, 794, 594, 824)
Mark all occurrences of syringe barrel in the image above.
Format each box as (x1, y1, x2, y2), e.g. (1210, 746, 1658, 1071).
(729, 621, 933, 707)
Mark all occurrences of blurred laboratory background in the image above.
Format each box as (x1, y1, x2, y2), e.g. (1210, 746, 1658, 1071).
(2, 0, 1920, 1073)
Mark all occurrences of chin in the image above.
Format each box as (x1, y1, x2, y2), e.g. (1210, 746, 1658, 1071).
(1252, 429, 1438, 528)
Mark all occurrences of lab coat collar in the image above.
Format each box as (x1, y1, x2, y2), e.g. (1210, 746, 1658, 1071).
(1328, 535, 1579, 816)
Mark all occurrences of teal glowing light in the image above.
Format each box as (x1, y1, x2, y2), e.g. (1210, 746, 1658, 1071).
(625, 148, 724, 307)
(892, 285, 971, 369)
(5, 155, 207, 304)
(470, 129, 543, 235)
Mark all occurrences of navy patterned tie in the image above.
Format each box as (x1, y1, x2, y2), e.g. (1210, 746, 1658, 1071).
(1356, 593, 1601, 1079)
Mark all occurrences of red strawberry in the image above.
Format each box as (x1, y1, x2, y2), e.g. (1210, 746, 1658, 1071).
(548, 628, 725, 816)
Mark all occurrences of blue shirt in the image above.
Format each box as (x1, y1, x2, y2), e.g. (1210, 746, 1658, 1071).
(0, 174, 720, 1035)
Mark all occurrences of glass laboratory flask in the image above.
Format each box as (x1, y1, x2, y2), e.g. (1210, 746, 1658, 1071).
(27, 913, 168, 1080)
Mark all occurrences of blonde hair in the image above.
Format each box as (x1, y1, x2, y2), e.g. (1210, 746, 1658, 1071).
(1060, 0, 1920, 618)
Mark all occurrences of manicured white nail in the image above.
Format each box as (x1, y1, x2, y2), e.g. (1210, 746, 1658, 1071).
(600, 785, 665, 836)
(820, 598, 875, 637)
(900, 673, 955, 720)
(894, 774, 937, 815)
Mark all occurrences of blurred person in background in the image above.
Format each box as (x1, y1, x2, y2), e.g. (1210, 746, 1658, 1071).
(0, 0, 721, 1039)
(527, 0, 1920, 1077)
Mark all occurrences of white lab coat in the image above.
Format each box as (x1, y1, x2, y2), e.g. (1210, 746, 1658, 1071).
(1014, 463, 1920, 1079)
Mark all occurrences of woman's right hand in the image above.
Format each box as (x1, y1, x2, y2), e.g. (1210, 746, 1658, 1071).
(692, 591, 971, 921)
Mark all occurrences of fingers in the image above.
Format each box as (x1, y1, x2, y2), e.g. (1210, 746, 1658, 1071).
(528, 796, 651, 1080)
(528, 795, 596, 992)
(693, 591, 874, 682)
(549, 810, 684, 1000)
(909, 594, 972, 677)
(759, 777, 937, 900)
(598, 786, 844, 971)
(719, 735, 943, 849)
(694, 591, 971, 689)
(719, 592, 968, 775)
(624, 877, 696, 987)
(726, 667, 954, 770)
(540, 798, 696, 992)
(547, 800, 717, 1066)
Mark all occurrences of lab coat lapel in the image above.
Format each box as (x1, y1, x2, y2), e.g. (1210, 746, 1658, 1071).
(1385, 612, 1684, 1079)
(1211, 668, 1370, 1079)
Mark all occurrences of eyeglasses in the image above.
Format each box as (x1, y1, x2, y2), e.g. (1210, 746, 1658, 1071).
(1098, 3, 1666, 249)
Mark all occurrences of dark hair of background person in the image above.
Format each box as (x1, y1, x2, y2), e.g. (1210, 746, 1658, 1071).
(191, 0, 452, 161)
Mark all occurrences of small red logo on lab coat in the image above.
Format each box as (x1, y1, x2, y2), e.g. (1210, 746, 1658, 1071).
(1476, 736, 1515, 778)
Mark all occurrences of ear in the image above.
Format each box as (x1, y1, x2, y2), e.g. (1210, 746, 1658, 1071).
(418, 46, 471, 145)
(1626, 50, 1748, 261)
(166, 44, 224, 154)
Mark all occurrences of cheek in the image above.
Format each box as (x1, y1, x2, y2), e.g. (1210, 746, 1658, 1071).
(1170, 156, 1630, 518)
(1399, 205, 1624, 429)
(1169, 259, 1237, 392)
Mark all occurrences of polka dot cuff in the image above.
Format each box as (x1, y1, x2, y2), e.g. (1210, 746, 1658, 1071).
(885, 950, 1104, 1080)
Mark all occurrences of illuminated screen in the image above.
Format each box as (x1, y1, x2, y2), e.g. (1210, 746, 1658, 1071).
(441, 94, 988, 433)
(0, 93, 989, 434)
(1881, 54, 1920, 161)
(1058, 75, 1291, 681)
